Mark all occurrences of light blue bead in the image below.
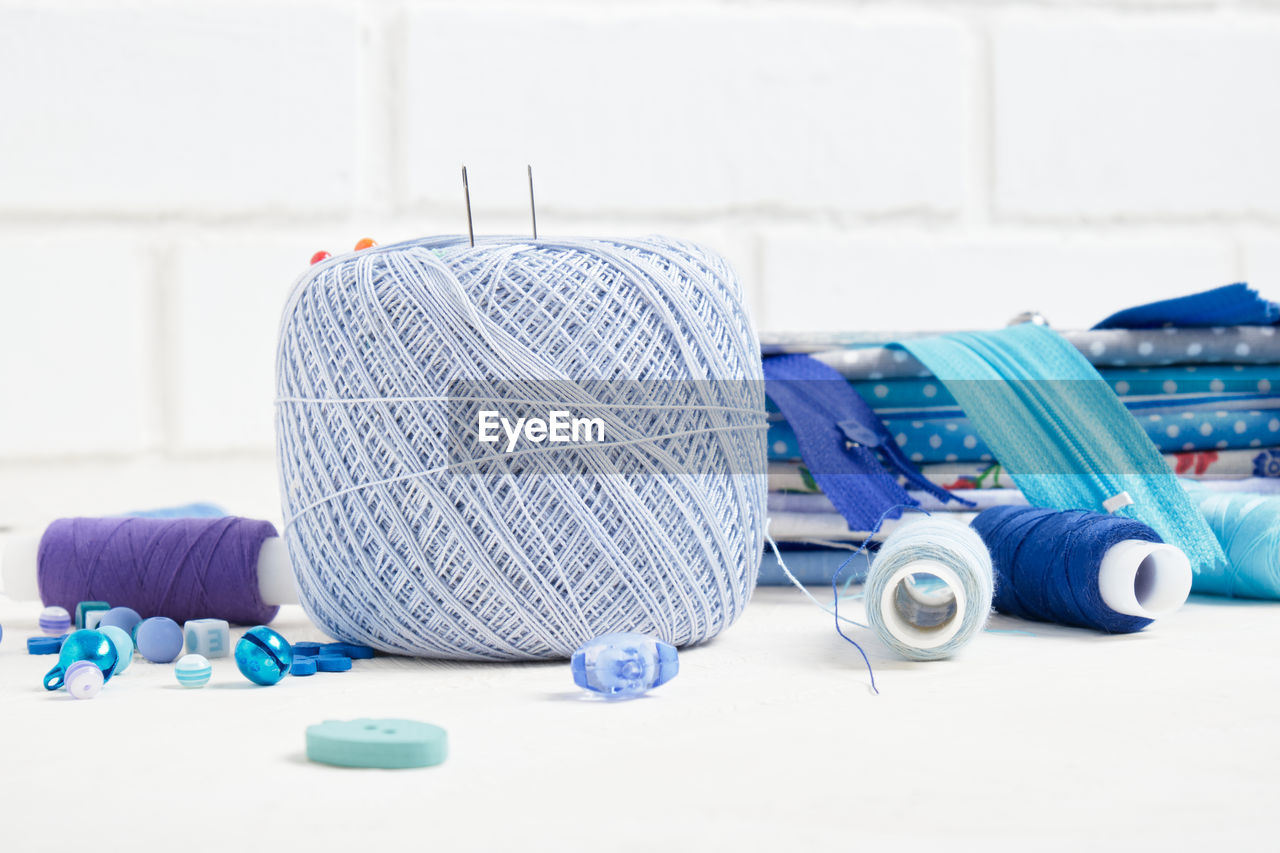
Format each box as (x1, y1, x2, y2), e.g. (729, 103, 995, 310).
(98, 625, 134, 675)
(175, 654, 212, 688)
(570, 632, 679, 699)
(235, 626, 293, 686)
(183, 618, 230, 658)
(135, 617, 184, 663)
(38, 606, 71, 636)
(43, 629, 119, 691)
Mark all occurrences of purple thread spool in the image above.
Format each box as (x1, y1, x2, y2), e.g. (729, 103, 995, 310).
(36, 517, 280, 625)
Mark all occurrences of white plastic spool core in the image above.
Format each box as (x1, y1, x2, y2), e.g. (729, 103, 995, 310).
(878, 559, 968, 651)
(1097, 539, 1192, 619)
(256, 537, 300, 605)
(0, 531, 299, 606)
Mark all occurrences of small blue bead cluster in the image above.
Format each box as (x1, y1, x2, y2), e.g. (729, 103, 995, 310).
(28, 598, 377, 697)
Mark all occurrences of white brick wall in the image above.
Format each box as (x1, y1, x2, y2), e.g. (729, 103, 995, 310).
(1, 0, 1279, 526)
(0, 4, 360, 215)
(994, 15, 1280, 218)
(402, 8, 969, 215)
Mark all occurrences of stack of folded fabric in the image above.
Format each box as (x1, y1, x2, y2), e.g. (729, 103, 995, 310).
(760, 283, 1280, 585)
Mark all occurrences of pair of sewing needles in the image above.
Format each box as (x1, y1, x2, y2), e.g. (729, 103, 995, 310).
(461, 165, 537, 247)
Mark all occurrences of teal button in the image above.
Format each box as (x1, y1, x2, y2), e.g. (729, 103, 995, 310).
(306, 719, 447, 769)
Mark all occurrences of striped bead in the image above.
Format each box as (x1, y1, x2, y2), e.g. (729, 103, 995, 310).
(174, 654, 212, 688)
(65, 660, 104, 700)
(38, 606, 71, 636)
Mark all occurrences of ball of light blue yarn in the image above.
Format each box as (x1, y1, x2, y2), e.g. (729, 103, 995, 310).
(276, 236, 766, 661)
(864, 516, 994, 661)
(1188, 489, 1280, 599)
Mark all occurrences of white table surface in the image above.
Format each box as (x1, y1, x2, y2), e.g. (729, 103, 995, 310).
(2, 587, 1277, 852)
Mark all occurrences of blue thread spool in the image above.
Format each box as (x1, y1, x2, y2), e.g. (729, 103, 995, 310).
(65, 660, 105, 700)
(44, 629, 118, 691)
(175, 654, 212, 688)
(972, 507, 1191, 632)
(98, 625, 134, 675)
(571, 633, 678, 698)
(38, 606, 71, 635)
(235, 626, 293, 686)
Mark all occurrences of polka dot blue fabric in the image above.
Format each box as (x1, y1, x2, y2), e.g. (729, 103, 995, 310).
(769, 407, 1280, 465)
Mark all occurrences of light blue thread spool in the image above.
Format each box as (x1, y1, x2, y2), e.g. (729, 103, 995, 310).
(864, 516, 994, 661)
(1187, 487, 1280, 599)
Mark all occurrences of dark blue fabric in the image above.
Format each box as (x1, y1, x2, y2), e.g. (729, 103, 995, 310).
(971, 506, 1159, 634)
(1093, 283, 1279, 329)
(762, 355, 965, 532)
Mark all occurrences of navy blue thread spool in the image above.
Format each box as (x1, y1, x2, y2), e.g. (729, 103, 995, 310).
(971, 506, 1192, 633)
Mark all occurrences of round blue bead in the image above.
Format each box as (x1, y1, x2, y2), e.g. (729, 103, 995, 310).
(98, 625, 134, 675)
(98, 607, 142, 634)
(135, 617, 184, 663)
(235, 626, 293, 686)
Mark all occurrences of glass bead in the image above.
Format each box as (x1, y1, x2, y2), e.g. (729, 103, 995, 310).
(44, 629, 119, 691)
(235, 626, 293, 686)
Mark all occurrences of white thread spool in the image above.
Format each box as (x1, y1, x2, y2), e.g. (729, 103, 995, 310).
(0, 531, 299, 605)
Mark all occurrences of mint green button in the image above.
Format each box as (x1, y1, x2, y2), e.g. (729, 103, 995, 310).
(306, 719, 448, 769)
